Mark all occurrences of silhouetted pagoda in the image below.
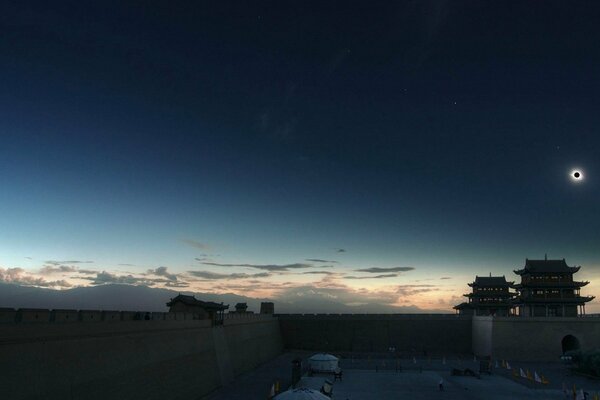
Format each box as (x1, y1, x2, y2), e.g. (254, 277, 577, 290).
(454, 275, 515, 316)
(513, 257, 595, 317)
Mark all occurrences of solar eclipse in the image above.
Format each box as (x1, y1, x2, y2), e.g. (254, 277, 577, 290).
(570, 169, 584, 182)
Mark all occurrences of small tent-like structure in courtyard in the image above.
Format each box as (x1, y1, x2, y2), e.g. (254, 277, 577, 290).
(308, 353, 339, 372)
(274, 388, 329, 400)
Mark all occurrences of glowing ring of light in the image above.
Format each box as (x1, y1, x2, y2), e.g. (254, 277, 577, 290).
(569, 169, 584, 182)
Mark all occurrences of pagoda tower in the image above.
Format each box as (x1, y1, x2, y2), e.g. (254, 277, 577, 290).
(454, 275, 515, 316)
(513, 257, 594, 317)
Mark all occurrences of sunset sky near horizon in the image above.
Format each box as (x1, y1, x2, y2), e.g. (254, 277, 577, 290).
(1, 2, 600, 312)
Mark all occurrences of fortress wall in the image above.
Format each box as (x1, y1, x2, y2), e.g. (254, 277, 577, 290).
(0, 312, 282, 400)
(0, 308, 17, 322)
(277, 314, 472, 354)
(223, 315, 284, 376)
(52, 309, 79, 322)
(487, 317, 600, 361)
(472, 316, 493, 357)
(17, 308, 51, 322)
(9, 307, 600, 399)
(79, 310, 103, 322)
(102, 310, 122, 321)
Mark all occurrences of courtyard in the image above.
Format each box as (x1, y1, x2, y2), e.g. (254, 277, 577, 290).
(203, 353, 600, 400)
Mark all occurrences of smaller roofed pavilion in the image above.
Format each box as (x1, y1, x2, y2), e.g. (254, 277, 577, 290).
(513, 257, 594, 317)
(454, 275, 515, 316)
(166, 294, 229, 325)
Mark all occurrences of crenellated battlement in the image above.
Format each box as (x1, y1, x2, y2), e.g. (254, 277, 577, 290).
(275, 313, 468, 319)
(0, 307, 275, 324)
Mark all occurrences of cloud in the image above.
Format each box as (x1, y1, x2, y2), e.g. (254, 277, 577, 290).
(165, 281, 190, 288)
(118, 263, 135, 267)
(76, 269, 97, 275)
(40, 265, 78, 274)
(0, 267, 72, 288)
(344, 274, 397, 280)
(440, 277, 452, 280)
(40, 265, 97, 275)
(276, 285, 398, 306)
(182, 239, 211, 250)
(305, 259, 338, 264)
(301, 271, 337, 275)
(201, 262, 330, 272)
(45, 260, 93, 265)
(194, 256, 220, 263)
(84, 271, 157, 286)
(355, 267, 415, 273)
(188, 271, 271, 280)
(147, 266, 178, 281)
(335, 248, 346, 253)
(396, 284, 438, 296)
(434, 295, 463, 308)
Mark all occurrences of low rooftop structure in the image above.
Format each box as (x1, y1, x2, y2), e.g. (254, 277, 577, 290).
(231, 302, 252, 313)
(260, 301, 275, 314)
(166, 294, 229, 324)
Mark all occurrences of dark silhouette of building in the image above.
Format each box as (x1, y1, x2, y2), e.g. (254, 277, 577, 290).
(231, 302, 251, 314)
(166, 294, 229, 324)
(260, 302, 274, 314)
(513, 257, 595, 317)
(454, 275, 515, 316)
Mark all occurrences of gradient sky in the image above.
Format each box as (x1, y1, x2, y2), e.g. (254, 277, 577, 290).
(1, 2, 600, 312)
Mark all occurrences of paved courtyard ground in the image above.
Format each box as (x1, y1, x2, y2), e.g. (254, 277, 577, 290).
(202, 352, 600, 400)
(331, 370, 563, 400)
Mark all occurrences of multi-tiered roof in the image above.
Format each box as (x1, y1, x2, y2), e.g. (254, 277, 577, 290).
(454, 275, 515, 316)
(513, 258, 594, 317)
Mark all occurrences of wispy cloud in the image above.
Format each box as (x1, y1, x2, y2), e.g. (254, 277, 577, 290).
(301, 271, 337, 275)
(305, 258, 338, 264)
(344, 274, 397, 280)
(45, 260, 94, 266)
(355, 267, 415, 273)
(201, 262, 331, 272)
(194, 256, 221, 264)
(335, 248, 346, 253)
(396, 284, 438, 296)
(165, 281, 190, 288)
(181, 239, 211, 250)
(188, 271, 271, 280)
(440, 277, 452, 280)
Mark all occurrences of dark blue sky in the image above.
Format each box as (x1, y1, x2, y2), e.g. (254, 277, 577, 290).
(1, 2, 600, 310)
